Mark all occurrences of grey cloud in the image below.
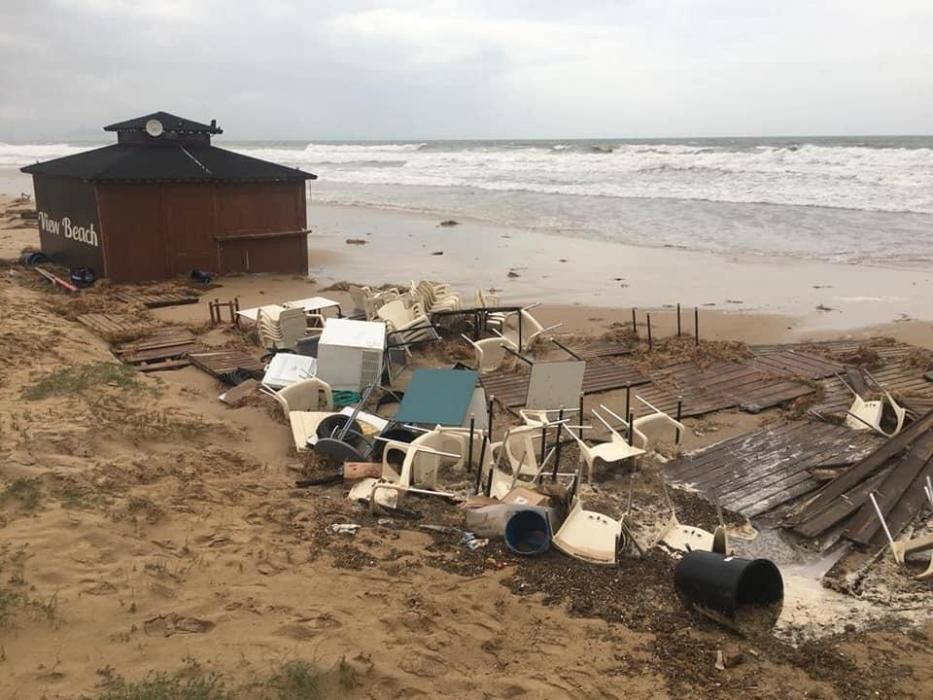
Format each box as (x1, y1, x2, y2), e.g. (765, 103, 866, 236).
(1, 1, 932, 140)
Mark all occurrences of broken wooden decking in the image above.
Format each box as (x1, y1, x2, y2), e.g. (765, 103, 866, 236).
(114, 328, 199, 371)
(783, 409, 933, 547)
(77, 313, 160, 337)
(114, 291, 201, 308)
(665, 421, 882, 518)
(561, 340, 633, 360)
(189, 350, 266, 380)
(481, 359, 649, 408)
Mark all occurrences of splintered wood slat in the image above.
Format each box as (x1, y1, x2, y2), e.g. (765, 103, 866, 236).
(789, 467, 893, 539)
(842, 431, 933, 545)
(783, 409, 933, 527)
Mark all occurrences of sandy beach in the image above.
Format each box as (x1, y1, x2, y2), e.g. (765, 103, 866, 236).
(1, 190, 932, 700)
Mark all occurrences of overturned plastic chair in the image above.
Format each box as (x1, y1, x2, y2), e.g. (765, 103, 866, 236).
(845, 393, 907, 438)
(552, 499, 623, 565)
(561, 416, 645, 484)
(349, 429, 464, 510)
(600, 399, 685, 460)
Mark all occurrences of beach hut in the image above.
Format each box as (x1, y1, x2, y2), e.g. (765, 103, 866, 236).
(20, 112, 316, 282)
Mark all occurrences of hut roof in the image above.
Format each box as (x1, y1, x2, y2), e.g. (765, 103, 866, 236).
(20, 143, 316, 183)
(104, 111, 223, 135)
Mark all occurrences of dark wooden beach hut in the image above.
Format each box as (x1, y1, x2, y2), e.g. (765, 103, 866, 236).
(20, 111, 316, 282)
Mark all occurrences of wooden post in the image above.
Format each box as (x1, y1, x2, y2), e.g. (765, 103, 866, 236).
(631, 307, 637, 338)
(676, 399, 683, 445)
(676, 303, 682, 336)
(467, 416, 475, 472)
(578, 394, 584, 440)
(647, 313, 653, 351)
(625, 384, 631, 420)
(694, 307, 700, 346)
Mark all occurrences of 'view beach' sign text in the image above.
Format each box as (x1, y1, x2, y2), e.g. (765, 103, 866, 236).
(38, 211, 99, 247)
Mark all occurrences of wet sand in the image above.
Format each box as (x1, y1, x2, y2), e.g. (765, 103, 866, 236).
(307, 203, 933, 336)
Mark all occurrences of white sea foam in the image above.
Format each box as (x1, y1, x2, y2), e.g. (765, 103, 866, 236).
(229, 141, 933, 214)
(5, 138, 933, 262)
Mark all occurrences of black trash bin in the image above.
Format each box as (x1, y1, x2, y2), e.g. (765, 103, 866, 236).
(674, 551, 783, 630)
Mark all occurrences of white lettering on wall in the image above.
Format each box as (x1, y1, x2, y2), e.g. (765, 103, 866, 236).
(38, 211, 99, 248)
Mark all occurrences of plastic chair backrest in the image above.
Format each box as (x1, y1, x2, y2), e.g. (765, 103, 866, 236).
(633, 413, 682, 451)
(277, 378, 334, 413)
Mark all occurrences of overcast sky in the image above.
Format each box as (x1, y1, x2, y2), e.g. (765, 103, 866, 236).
(1, 0, 931, 140)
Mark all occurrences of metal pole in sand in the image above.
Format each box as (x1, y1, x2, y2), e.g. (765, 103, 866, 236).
(647, 313, 653, 351)
(694, 307, 700, 346)
(632, 307, 637, 338)
(868, 492, 897, 555)
(553, 406, 564, 482)
(467, 415, 475, 472)
(677, 303, 682, 337)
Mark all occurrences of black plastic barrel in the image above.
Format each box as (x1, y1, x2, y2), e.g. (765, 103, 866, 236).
(504, 510, 550, 555)
(674, 551, 783, 630)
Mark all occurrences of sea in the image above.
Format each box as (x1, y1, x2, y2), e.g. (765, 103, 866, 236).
(3, 136, 932, 265)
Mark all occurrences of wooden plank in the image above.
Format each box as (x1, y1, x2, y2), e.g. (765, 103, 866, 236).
(115, 292, 200, 308)
(122, 343, 200, 364)
(136, 359, 190, 372)
(785, 409, 933, 525)
(788, 467, 892, 539)
(189, 350, 265, 378)
(219, 379, 259, 407)
(843, 431, 933, 545)
(872, 458, 933, 545)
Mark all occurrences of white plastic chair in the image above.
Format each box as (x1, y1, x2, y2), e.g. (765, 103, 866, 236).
(552, 499, 623, 565)
(600, 400, 685, 457)
(269, 377, 334, 416)
(500, 309, 562, 353)
(846, 393, 907, 438)
(257, 306, 308, 350)
(561, 418, 645, 484)
(461, 334, 516, 374)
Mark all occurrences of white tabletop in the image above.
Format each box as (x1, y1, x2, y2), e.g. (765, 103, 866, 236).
(262, 354, 317, 389)
(284, 296, 341, 312)
(237, 297, 340, 322)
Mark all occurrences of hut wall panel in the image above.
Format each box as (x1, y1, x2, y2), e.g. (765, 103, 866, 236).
(95, 184, 167, 282)
(97, 181, 308, 282)
(215, 183, 303, 235)
(160, 185, 215, 275)
(32, 175, 105, 273)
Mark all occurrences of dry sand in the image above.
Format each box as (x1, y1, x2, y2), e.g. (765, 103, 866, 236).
(1, 194, 932, 699)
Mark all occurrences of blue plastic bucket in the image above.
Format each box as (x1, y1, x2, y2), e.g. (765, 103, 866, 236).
(504, 509, 550, 556)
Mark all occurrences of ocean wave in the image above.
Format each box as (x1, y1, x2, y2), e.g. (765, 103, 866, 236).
(4, 138, 933, 214)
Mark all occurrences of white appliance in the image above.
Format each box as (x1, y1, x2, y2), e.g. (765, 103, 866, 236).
(316, 319, 386, 391)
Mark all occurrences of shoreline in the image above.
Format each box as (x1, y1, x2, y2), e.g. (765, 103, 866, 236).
(3, 192, 932, 347)
(305, 202, 933, 335)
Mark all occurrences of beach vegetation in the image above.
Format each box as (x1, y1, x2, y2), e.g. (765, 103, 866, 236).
(23, 362, 140, 400)
(1, 477, 43, 512)
(91, 658, 358, 700)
